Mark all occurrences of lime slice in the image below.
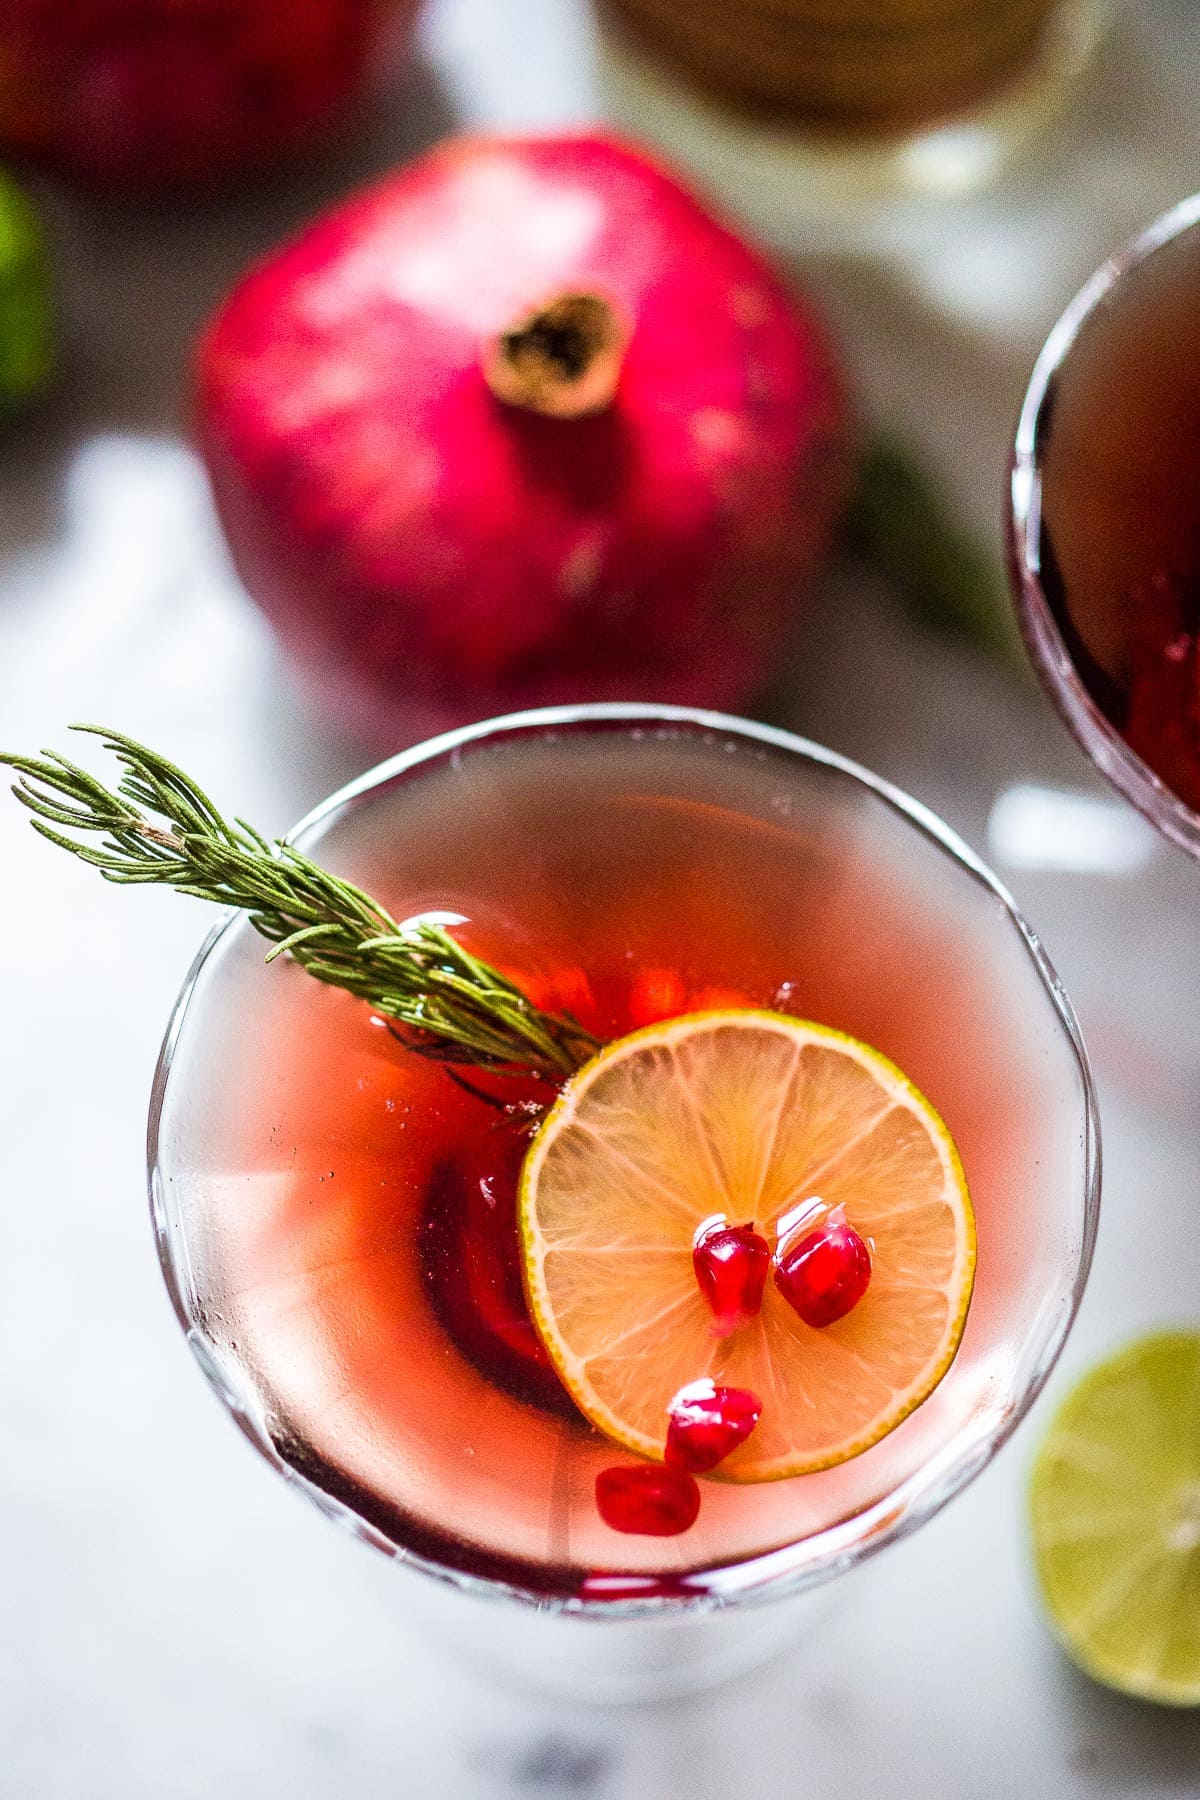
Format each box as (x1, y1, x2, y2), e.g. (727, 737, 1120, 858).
(0, 168, 54, 416)
(1030, 1330, 1200, 1706)
(520, 1009, 975, 1480)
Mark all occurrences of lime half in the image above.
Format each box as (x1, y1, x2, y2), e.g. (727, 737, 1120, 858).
(0, 169, 54, 415)
(1031, 1330, 1200, 1706)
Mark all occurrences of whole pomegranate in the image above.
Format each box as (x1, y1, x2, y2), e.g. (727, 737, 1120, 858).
(0, 0, 416, 191)
(195, 132, 851, 747)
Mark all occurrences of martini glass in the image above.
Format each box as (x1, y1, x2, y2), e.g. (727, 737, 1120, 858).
(1008, 192, 1200, 856)
(148, 704, 1098, 1699)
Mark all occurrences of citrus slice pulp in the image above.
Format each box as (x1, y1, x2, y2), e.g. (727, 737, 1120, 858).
(519, 1010, 975, 1481)
(1030, 1330, 1200, 1706)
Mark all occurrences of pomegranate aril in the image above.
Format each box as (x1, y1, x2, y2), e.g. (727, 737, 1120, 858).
(693, 1219, 770, 1333)
(774, 1205, 871, 1328)
(595, 1464, 701, 1536)
(665, 1379, 762, 1473)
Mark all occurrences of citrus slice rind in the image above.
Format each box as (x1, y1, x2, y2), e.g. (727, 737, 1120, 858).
(1030, 1330, 1200, 1707)
(519, 1009, 975, 1482)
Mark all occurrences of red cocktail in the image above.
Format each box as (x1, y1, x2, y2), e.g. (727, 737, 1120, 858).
(1009, 194, 1200, 853)
(148, 706, 1097, 1639)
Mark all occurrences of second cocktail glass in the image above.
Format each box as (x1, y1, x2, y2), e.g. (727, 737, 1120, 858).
(1009, 192, 1200, 856)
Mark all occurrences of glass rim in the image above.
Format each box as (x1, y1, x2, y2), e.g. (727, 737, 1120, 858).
(147, 702, 1100, 1617)
(1008, 190, 1200, 859)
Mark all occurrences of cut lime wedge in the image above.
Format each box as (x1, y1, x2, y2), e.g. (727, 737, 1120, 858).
(1030, 1330, 1200, 1706)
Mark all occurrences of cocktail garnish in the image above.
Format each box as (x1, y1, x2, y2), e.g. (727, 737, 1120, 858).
(665, 1380, 762, 1474)
(2, 731, 977, 1517)
(773, 1204, 872, 1329)
(0, 727, 599, 1080)
(692, 1219, 770, 1335)
(519, 1010, 975, 1482)
(594, 1465, 701, 1537)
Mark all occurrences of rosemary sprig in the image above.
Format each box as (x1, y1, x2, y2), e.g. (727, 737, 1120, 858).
(0, 727, 601, 1082)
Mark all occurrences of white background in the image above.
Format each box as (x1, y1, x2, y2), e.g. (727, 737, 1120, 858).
(2, 2, 1200, 1794)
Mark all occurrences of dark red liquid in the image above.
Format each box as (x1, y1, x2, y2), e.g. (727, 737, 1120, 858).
(415, 1094, 573, 1418)
(1036, 220, 1200, 812)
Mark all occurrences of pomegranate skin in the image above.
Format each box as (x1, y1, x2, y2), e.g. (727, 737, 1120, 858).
(194, 132, 852, 749)
(0, 0, 417, 191)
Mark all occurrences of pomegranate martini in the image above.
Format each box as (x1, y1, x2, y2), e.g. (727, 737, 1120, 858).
(2, 706, 1097, 1610)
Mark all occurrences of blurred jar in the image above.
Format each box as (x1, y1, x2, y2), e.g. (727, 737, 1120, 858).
(595, 0, 1107, 239)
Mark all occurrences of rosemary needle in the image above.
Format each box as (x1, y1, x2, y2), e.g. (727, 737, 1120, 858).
(0, 726, 600, 1082)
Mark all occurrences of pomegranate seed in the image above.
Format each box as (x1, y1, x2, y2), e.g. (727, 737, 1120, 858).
(693, 1219, 770, 1333)
(774, 1204, 871, 1328)
(665, 1379, 762, 1473)
(595, 1464, 701, 1536)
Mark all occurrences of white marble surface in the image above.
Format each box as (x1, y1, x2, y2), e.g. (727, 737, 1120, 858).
(2, 1, 1200, 1794)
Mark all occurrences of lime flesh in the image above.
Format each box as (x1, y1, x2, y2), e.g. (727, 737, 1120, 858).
(1030, 1330, 1200, 1706)
(520, 1009, 975, 1481)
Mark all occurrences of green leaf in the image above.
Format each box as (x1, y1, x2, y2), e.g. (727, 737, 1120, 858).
(0, 167, 55, 415)
(844, 435, 1022, 667)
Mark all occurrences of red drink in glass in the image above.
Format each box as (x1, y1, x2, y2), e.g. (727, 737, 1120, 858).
(151, 708, 1096, 1608)
(1010, 194, 1200, 850)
